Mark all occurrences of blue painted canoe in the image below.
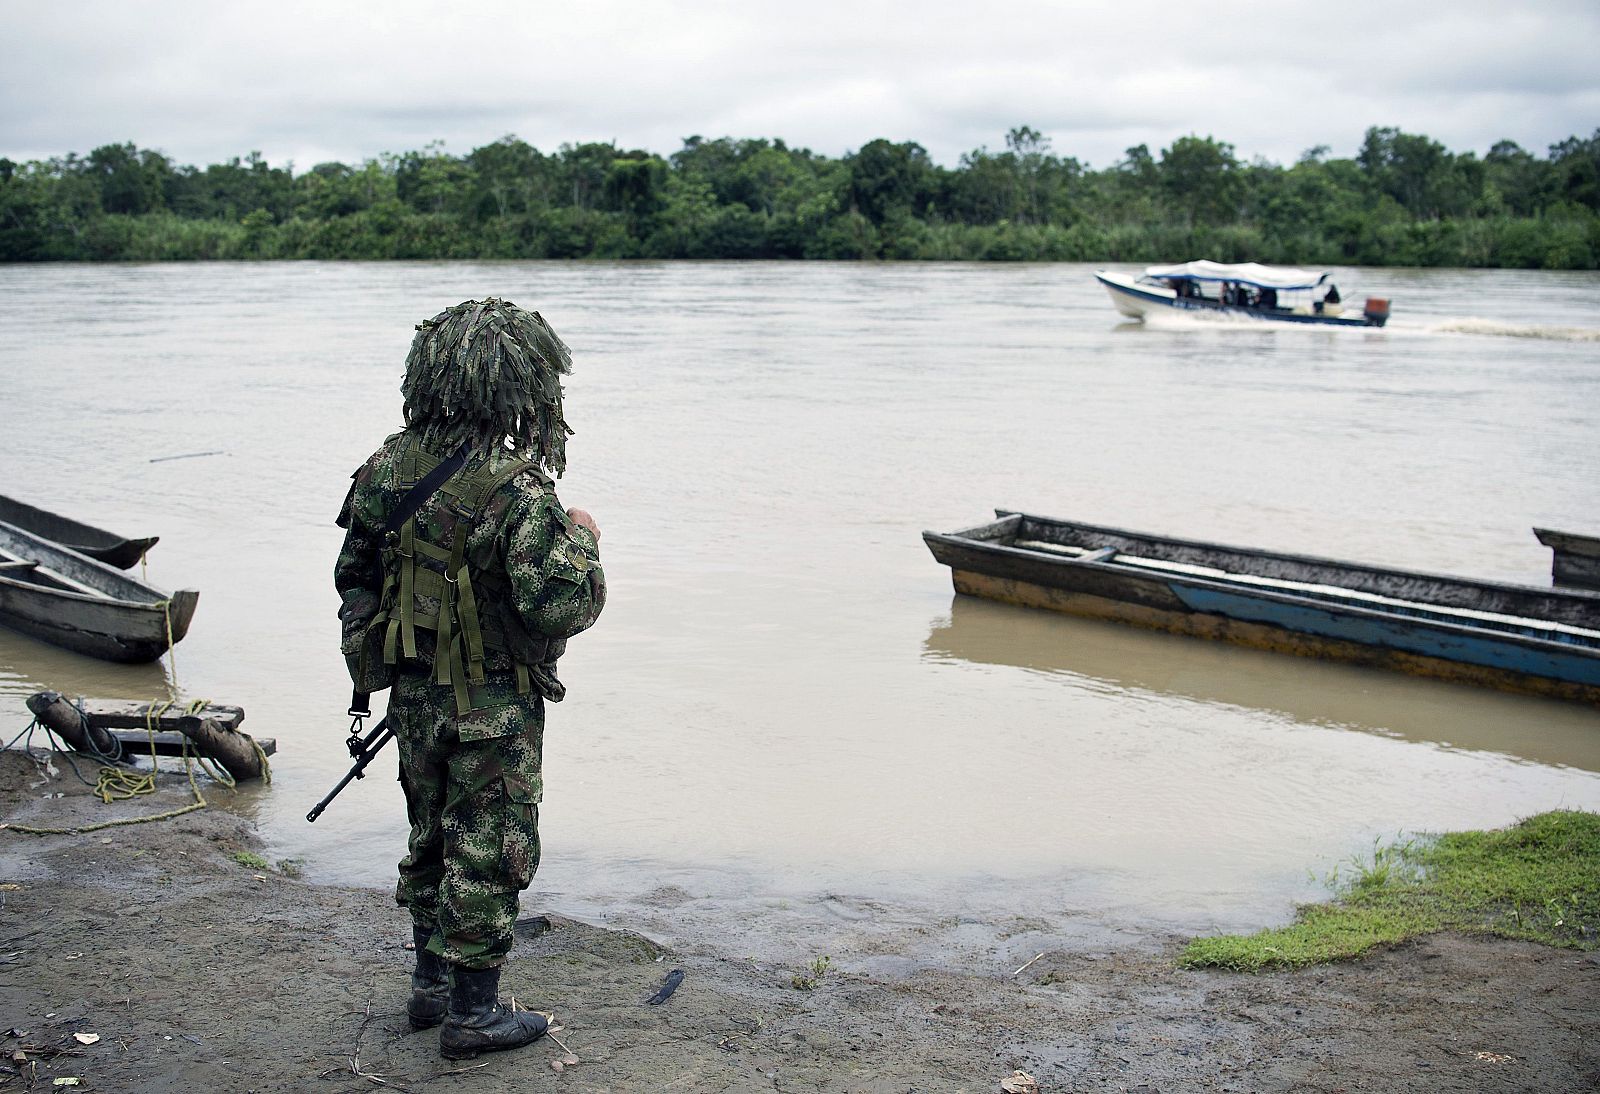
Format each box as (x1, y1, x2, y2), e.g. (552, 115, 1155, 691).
(922, 512, 1600, 705)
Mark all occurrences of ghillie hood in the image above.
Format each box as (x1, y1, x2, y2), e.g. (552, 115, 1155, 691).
(400, 298, 573, 474)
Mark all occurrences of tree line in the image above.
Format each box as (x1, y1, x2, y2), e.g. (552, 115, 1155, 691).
(2, 126, 1597, 267)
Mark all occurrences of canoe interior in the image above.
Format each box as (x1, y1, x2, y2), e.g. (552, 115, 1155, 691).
(985, 511, 1600, 638)
(0, 518, 168, 603)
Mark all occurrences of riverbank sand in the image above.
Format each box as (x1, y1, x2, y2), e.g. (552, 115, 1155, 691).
(1, 750, 1595, 1092)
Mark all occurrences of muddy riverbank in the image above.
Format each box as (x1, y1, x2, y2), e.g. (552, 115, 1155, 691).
(0, 750, 1595, 1092)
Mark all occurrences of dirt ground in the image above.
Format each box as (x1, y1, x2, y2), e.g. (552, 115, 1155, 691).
(0, 749, 1595, 1094)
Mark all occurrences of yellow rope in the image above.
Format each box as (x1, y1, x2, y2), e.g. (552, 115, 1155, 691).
(95, 764, 155, 802)
(161, 598, 178, 683)
(0, 801, 208, 836)
(0, 698, 250, 835)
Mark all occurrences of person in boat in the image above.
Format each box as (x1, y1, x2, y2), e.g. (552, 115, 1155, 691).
(334, 298, 606, 1059)
(1314, 283, 1342, 316)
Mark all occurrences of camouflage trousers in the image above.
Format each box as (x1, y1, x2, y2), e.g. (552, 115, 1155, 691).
(392, 671, 544, 969)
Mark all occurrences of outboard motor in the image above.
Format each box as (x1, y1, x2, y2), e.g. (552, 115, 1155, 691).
(1363, 297, 1391, 327)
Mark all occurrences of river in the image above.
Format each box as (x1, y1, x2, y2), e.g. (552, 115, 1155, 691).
(2, 260, 1598, 965)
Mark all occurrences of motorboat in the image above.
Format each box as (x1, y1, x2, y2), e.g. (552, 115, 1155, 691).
(1095, 261, 1389, 327)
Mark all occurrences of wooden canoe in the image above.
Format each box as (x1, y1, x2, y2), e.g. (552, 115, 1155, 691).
(0, 518, 197, 663)
(923, 511, 1600, 705)
(1534, 527, 1600, 591)
(0, 494, 158, 570)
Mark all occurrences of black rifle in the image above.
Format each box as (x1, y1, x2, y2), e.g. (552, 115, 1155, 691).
(306, 717, 395, 823)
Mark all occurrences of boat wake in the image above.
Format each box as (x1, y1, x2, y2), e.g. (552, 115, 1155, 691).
(1425, 318, 1600, 342)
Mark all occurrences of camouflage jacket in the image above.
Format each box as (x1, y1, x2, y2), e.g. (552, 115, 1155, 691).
(335, 431, 606, 703)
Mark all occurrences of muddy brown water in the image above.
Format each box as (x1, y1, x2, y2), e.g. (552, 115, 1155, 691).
(1, 260, 1597, 966)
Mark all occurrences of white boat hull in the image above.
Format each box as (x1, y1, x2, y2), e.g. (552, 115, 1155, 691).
(1094, 270, 1385, 328)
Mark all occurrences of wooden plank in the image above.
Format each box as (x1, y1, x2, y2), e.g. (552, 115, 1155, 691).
(104, 728, 276, 759)
(75, 699, 245, 731)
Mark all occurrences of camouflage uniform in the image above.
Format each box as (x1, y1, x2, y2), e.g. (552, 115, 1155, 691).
(335, 433, 605, 969)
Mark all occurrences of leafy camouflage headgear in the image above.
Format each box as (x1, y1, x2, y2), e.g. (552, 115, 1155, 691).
(401, 298, 573, 473)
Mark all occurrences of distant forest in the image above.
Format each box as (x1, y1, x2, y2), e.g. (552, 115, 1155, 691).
(2, 126, 1597, 267)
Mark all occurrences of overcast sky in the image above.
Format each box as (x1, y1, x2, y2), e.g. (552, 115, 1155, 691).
(3, 1, 1597, 172)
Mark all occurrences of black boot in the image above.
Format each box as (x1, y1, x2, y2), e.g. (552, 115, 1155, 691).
(438, 964, 549, 1060)
(407, 926, 449, 1031)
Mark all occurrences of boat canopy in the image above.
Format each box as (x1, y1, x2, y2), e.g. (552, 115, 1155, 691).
(1144, 261, 1332, 290)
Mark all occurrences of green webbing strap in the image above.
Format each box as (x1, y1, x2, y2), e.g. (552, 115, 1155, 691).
(458, 565, 486, 685)
(445, 518, 473, 712)
(401, 440, 418, 487)
(408, 571, 444, 600)
(458, 456, 534, 687)
(434, 558, 455, 687)
(515, 662, 531, 696)
(399, 518, 419, 660)
(380, 560, 401, 666)
(383, 614, 399, 666)
(464, 456, 540, 514)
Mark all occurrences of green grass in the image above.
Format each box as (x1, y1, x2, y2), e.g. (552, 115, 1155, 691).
(231, 851, 270, 870)
(791, 954, 832, 991)
(1180, 810, 1600, 972)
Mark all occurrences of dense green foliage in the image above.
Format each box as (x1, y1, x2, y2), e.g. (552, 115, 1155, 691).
(3, 126, 1598, 266)
(1180, 810, 1600, 971)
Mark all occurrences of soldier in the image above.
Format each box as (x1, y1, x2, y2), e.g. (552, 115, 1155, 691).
(335, 298, 606, 1059)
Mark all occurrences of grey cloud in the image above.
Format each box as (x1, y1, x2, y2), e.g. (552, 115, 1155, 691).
(1, 0, 1595, 171)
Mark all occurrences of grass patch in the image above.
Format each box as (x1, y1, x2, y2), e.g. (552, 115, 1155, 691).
(791, 955, 832, 991)
(1180, 810, 1600, 972)
(231, 851, 270, 870)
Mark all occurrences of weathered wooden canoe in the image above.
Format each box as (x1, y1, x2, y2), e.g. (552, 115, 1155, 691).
(923, 512, 1600, 705)
(0, 495, 158, 570)
(1534, 527, 1600, 591)
(0, 518, 197, 663)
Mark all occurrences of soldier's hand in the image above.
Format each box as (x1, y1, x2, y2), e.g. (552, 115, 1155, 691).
(566, 507, 601, 544)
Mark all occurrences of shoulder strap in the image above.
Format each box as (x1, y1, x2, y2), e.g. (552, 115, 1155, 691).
(384, 443, 468, 535)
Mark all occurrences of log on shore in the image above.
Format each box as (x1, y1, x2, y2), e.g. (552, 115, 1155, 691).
(24, 691, 271, 781)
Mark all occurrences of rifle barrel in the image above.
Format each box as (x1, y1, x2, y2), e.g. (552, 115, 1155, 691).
(306, 721, 395, 823)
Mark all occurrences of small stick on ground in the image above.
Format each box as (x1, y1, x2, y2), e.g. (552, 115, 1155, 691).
(1012, 952, 1046, 977)
(546, 1027, 578, 1058)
